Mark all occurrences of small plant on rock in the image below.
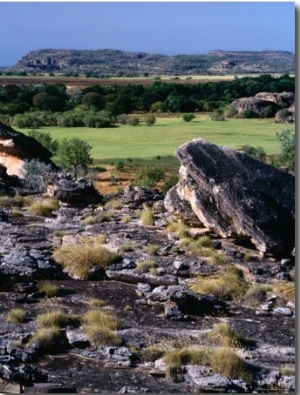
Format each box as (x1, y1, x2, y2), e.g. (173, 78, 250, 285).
(36, 310, 81, 328)
(207, 322, 247, 348)
(134, 260, 158, 274)
(38, 282, 59, 298)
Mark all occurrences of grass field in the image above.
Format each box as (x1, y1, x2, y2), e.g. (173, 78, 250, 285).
(19, 115, 293, 167)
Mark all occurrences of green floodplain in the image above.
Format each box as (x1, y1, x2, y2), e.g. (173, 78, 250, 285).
(19, 114, 294, 170)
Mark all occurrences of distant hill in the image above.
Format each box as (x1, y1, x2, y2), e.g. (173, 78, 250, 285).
(6, 49, 295, 75)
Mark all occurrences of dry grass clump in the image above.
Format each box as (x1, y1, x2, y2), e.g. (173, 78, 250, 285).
(89, 298, 105, 307)
(121, 214, 132, 223)
(38, 282, 59, 298)
(241, 284, 272, 307)
(82, 309, 122, 346)
(208, 347, 252, 382)
(104, 199, 124, 210)
(140, 206, 154, 226)
(166, 221, 191, 238)
(163, 347, 208, 372)
(179, 236, 229, 264)
(134, 260, 158, 274)
(7, 308, 26, 323)
(36, 310, 81, 328)
(0, 194, 33, 208)
(207, 322, 247, 348)
(30, 327, 64, 353)
(272, 281, 295, 303)
(189, 265, 250, 301)
(82, 215, 101, 225)
(53, 244, 119, 280)
(28, 198, 60, 217)
(145, 244, 160, 256)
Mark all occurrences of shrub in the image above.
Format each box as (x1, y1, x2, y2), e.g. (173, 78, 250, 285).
(140, 206, 154, 226)
(144, 114, 156, 126)
(28, 198, 60, 217)
(7, 308, 26, 323)
(208, 322, 247, 348)
(190, 265, 250, 301)
(128, 117, 140, 126)
(210, 109, 225, 121)
(182, 113, 195, 122)
(239, 144, 267, 162)
(53, 244, 119, 280)
(21, 159, 54, 192)
(36, 310, 81, 328)
(136, 165, 165, 188)
(38, 282, 59, 298)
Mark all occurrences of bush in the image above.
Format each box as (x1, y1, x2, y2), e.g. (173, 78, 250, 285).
(21, 159, 54, 192)
(53, 244, 119, 280)
(144, 114, 156, 126)
(7, 308, 26, 323)
(128, 117, 140, 126)
(210, 109, 225, 121)
(239, 145, 267, 162)
(182, 113, 195, 122)
(28, 130, 59, 155)
(136, 165, 165, 188)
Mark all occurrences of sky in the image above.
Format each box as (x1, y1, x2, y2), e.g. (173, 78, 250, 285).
(0, 1, 296, 67)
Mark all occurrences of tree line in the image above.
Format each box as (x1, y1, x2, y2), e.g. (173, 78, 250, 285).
(0, 74, 295, 128)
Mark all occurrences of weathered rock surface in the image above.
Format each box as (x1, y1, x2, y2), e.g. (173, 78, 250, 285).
(166, 138, 295, 256)
(0, 186, 295, 393)
(0, 122, 55, 177)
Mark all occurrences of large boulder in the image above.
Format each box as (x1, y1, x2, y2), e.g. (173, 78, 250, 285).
(165, 139, 295, 256)
(0, 122, 55, 176)
(44, 174, 103, 206)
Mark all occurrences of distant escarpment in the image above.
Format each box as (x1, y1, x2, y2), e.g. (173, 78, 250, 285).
(7, 49, 295, 75)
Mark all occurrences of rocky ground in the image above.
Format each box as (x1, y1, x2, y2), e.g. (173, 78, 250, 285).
(0, 188, 295, 394)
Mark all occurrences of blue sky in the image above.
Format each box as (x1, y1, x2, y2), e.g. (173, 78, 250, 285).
(0, 1, 295, 67)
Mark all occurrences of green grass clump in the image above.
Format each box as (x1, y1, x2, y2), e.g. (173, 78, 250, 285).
(82, 309, 122, 346)
(179, 236, 229, 264)
(140, 206, 154, 226)
(189, 265, 250, 301)
(36, 310, 81, 328)
(28, 198, 60, 217)
(53, 244, 119, 280)
(0, 194, 33, 208)
(279, 365, 295, 376)
(134, 260, 158, 274)
(208, 322, 247, 348)
(38, 282, 59, 298)
(7, 308, 26, 323)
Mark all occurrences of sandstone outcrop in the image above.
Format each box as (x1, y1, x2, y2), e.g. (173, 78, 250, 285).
(165, 139, 295, 256)
(230, 92, 295, 120)
(0, 122, 55, 177)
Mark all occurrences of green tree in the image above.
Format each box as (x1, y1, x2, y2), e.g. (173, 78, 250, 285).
(58, 138, 93, 177)
(276, 129, 295, 172)
(28, 130, 59, 155)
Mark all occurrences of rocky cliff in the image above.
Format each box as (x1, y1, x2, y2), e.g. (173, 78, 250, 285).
(7, 49, 295, 75)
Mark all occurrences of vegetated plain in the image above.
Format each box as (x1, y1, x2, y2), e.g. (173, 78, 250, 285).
(18, 114, 293, 170)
